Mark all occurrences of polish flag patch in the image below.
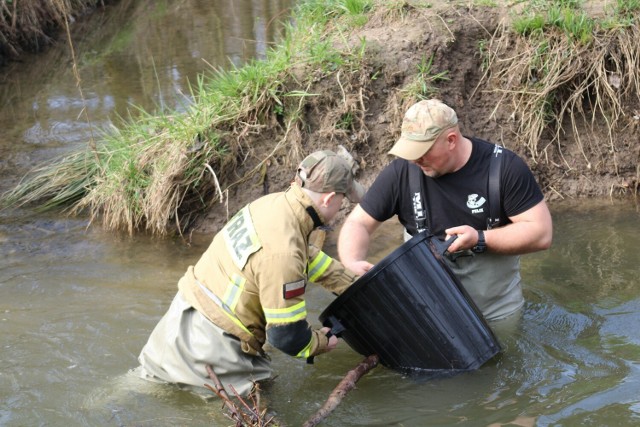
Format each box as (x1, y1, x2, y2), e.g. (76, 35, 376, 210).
(282, 279, 306, 299)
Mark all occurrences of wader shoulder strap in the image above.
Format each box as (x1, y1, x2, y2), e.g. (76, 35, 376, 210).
(487, 144, 504, 230)
(409, 163, 428, 233)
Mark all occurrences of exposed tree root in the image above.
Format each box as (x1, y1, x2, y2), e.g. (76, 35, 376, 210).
(0, 0, 109, 63)
(482, 21, 640, 176)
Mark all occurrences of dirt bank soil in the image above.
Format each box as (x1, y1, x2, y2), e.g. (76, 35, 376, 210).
(195, 1, 639, 234)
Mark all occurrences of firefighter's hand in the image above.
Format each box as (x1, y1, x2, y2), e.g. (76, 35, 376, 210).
(320, 326, 338, 351)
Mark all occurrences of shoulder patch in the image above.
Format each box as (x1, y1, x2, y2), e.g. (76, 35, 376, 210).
(282, 279, 306, 299)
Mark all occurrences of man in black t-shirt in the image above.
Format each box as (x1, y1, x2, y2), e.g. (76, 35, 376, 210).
(338, 99, 553, 321)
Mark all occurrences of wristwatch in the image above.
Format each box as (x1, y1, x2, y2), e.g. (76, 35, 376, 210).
(472, 230, 487, 253)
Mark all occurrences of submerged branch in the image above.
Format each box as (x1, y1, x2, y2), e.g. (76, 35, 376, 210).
(204, 365, 281, 427)
(303, 354, 380, 427)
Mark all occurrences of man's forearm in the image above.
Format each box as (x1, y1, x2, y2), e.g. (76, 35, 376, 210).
(338, 219, 372, 267)
(485, 220, 552, 255)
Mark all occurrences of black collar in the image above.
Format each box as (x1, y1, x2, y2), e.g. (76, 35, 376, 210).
(305, 206, 324, 228)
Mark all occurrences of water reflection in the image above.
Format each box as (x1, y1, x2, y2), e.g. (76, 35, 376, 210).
(536, 299, 640, 425)
(0, 209, 209, 426)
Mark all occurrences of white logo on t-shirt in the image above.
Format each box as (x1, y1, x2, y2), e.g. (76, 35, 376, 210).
(466, 194, 486, 214)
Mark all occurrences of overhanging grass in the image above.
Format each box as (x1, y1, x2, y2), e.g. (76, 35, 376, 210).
(482, 0, 640, 171)
(1, 149, 100, 212)
(0, 0, 107, 58)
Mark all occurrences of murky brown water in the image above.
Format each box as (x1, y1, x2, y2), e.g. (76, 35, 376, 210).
(2, 1, 640, 426)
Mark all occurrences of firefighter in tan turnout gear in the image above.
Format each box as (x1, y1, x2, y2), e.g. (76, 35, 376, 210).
(134, 150, 365, 397)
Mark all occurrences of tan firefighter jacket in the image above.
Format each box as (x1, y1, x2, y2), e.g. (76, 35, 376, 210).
(178, 183, 357, 359)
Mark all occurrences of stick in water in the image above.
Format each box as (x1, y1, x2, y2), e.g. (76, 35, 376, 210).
(303, 354, 380, 427)
(205, 364, 244, 426)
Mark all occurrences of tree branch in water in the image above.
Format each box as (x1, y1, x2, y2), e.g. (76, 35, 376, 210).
(303, 354, 380, 427)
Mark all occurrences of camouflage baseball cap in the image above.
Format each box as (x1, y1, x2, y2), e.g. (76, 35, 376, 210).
(389, 99, 458, 160)
(295, 150, 365, 203)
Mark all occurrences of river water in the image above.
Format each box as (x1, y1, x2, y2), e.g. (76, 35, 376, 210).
(1, 1, 640, 426)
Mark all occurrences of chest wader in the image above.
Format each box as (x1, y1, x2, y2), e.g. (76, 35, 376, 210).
(410, 144, 522, 320)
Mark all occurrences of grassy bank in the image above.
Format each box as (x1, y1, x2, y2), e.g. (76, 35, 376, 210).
(2, 0, 639, 236)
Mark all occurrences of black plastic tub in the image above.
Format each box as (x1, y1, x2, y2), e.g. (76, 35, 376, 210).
(320, 231, 501, 374)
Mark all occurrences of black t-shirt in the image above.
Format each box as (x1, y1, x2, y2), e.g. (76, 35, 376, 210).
(360, 137, 544, 239)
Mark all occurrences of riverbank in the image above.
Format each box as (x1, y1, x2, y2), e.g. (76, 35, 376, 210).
(0, 0, 112, 66)
(2, 0, 639, 237)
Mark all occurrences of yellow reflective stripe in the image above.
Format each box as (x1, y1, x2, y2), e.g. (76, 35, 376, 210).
(195, 279, 252, 335)
(223, 274, 246, 311)
(263, 300, 307, 324)
(295, 338, 313, 359)
(224, 311, 252, 335)
(308, 250, 332, 282)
